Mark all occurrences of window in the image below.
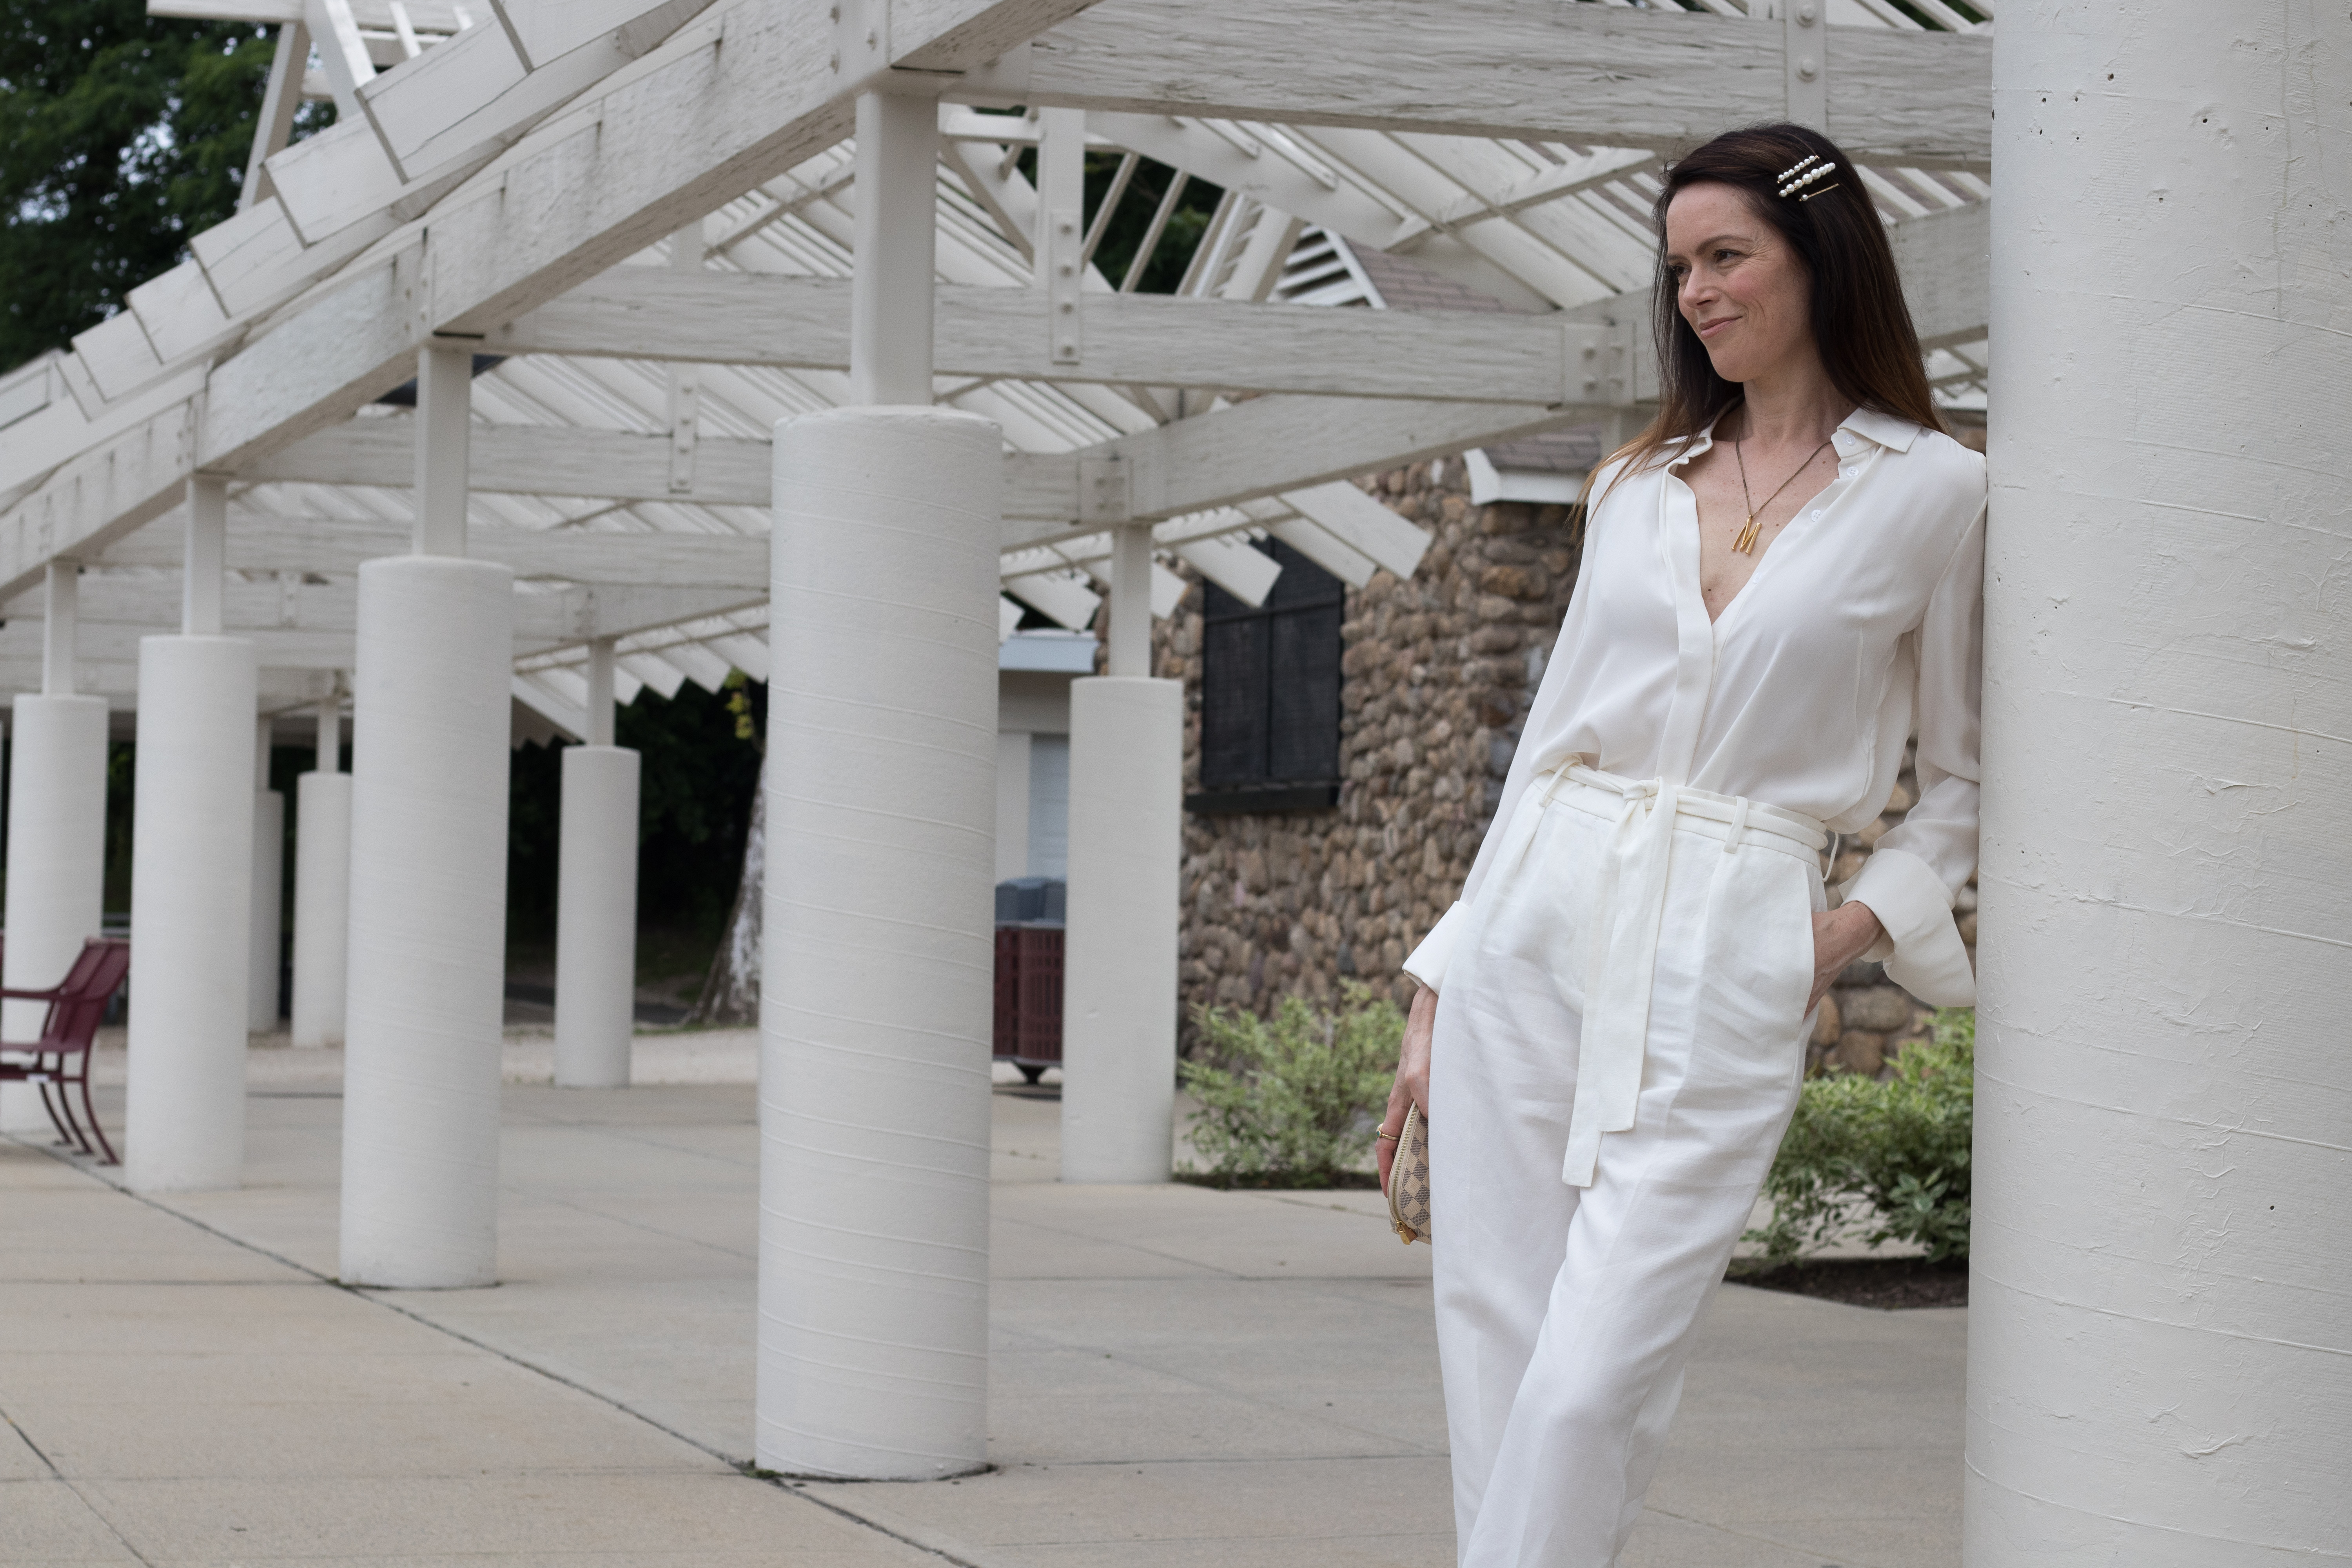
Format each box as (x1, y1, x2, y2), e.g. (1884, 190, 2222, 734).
(1191, 538, 1345, 813)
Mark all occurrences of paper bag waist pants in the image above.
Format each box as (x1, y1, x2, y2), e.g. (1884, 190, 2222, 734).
(1431, 765, 1826, 1566)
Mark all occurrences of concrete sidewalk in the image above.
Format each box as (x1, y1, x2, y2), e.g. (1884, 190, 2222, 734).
(3, 1041, 1962, 1566)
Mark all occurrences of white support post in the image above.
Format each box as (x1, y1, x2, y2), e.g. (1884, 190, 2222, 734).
(341, 347, 514, 1286)
(414, 345, 473, 558)
(1779, 0, 1826, 132)
(182, 475, 226, 636)
(759, 87, 1000, 1482)
(554, 638, 639, 1089)
(1, 562, 109, 1134)
(1035, 107, 1085, 367)
(1970, 8, 2351, 1564)
(303, 0, 373, 119)
(248, 718, 285, 1033)
(1103, 523, 1153, 679)
(1060, 519, 1181, 1182)
(291, 686, 352, 1048)
(846, 92, 939, 408)
(124, 474, 256, 1190)
(42, 560, 77, 696)
(585, 634, 616, 747)
(241, 20, 310, 208)
(668, 223, 703, 495)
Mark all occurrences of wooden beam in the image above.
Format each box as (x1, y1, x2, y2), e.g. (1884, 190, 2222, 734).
(1095, 394, 1586, 530)
(243, 418, 779, 507)
(96, 514, 769, 587)
(965, 0, 1991, 170)
(150, 0, 466, 28)
(495, 198, 1987, 389)
(6, 0, 1986, 597)
(243, 416, 1087, 520)
(0, 655, 320, 705)
(2, 570, 762, 647)
(49, 0, 1102, 577)
(0, 620, 367, 670)
(0, 402, 201, 601)
(492, 269, 1602, 402)
(241, 391, 1588, 538)
(1888, 198, 1988, 352)
(7, 197, 1981, 593)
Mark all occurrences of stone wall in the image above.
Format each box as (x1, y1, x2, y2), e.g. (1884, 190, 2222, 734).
(1155, 457, 1974, 1074)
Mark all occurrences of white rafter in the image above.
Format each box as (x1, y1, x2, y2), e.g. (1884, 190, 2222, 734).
(0, 0, 1993, 696)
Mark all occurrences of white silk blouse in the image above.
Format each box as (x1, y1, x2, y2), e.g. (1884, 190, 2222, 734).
(1407, 405, 1989, 1007)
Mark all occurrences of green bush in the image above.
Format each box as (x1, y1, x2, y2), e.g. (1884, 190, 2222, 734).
(1180, 983, 1403, 1187)
(1745, 1008, 1975, 1265)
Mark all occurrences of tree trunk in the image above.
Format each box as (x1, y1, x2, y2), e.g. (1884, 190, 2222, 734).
(688, 754, 763, 1025)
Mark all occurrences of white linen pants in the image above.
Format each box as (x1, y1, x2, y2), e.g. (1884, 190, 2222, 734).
(1431, 769, 1824, 1567)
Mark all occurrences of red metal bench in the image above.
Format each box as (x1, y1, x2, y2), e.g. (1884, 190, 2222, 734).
(0, 937, 131, 1164)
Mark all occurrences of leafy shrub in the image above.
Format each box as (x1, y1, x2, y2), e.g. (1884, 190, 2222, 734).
(1180, 983, 1403, 1187)
(1745, 1008, 1975, 1265)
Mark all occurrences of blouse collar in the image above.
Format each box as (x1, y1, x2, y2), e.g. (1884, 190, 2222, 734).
(1671, 403, 1924, 467)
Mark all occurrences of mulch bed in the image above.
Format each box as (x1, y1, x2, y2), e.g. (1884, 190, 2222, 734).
(1172, 1170, 1383, 1191)
(1727, 1256, 1969, 1310)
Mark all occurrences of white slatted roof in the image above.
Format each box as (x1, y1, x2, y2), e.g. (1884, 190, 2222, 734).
(0, 0, 1993, 725)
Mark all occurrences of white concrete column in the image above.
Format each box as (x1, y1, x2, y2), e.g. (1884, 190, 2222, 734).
(290, 688, 351, 1048)
(554, 639, 639, 1089)
(1970, 9, 2352, 1564)
(758, 87, 999, 1483)
(339, 347, 514, 1288)
(247, 719, 284, 1033)
(1060, 518, 1181, 1181)
(124, 475, 257, 1191)
(2, 561, 109, 1133)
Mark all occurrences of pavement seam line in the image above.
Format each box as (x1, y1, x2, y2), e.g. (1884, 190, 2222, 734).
(0, 1398, 161, 1567)
(993, 1214, 1249, 1279)
(774, 1481, 993, 1568)
(4, 1133, 981, 1568)
(499, 1181, 757, 1261)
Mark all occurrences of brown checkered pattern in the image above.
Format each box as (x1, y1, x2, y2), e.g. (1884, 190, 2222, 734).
(1387, 1104, 1433, 1246)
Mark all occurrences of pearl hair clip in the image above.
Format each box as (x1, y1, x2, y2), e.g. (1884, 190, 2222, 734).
(1777, 156, 1840, 200)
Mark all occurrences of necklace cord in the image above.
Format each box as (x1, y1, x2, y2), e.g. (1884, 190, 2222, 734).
(1731, 428, 1835, 555)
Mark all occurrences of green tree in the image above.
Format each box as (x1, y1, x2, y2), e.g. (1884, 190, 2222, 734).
(0, 0, 318, 371)
(506, 678, 767, 951)
(998, 135, 1223, 295)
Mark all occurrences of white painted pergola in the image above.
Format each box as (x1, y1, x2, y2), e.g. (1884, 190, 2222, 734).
(0, 0, 2341, 1558)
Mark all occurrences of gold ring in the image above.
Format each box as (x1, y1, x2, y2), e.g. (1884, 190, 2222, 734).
(1375, 1129, 1401, 1141)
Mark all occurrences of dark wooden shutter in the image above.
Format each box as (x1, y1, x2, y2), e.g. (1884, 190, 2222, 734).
(1192, 539, 1344, 812)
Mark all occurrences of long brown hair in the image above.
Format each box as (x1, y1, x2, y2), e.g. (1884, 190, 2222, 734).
(1592, 122, 1943, 503)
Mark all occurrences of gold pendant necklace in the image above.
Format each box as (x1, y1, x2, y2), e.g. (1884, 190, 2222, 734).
(1732, 432, 1835, 555)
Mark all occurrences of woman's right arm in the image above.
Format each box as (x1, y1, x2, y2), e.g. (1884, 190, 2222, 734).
(1377, 983, 1438, 1191)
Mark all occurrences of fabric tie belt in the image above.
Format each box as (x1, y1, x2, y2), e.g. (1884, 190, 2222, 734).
(1495, 763, 1828, 1187)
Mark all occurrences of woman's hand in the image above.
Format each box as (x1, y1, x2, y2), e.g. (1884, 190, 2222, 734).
(1809, 902, 1886, 1013)
(1378, 984, 1439, 1191)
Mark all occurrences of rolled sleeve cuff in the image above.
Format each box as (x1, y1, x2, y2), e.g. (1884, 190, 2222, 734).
(1838, 848, 1976, 1007)
(1402, 902, 1468, 995)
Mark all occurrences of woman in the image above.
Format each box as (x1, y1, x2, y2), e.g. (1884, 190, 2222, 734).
(1377, 123, 1985, 1566)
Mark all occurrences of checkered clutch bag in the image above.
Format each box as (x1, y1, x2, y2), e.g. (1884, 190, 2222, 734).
(1385, 1101, 1432, 1245)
